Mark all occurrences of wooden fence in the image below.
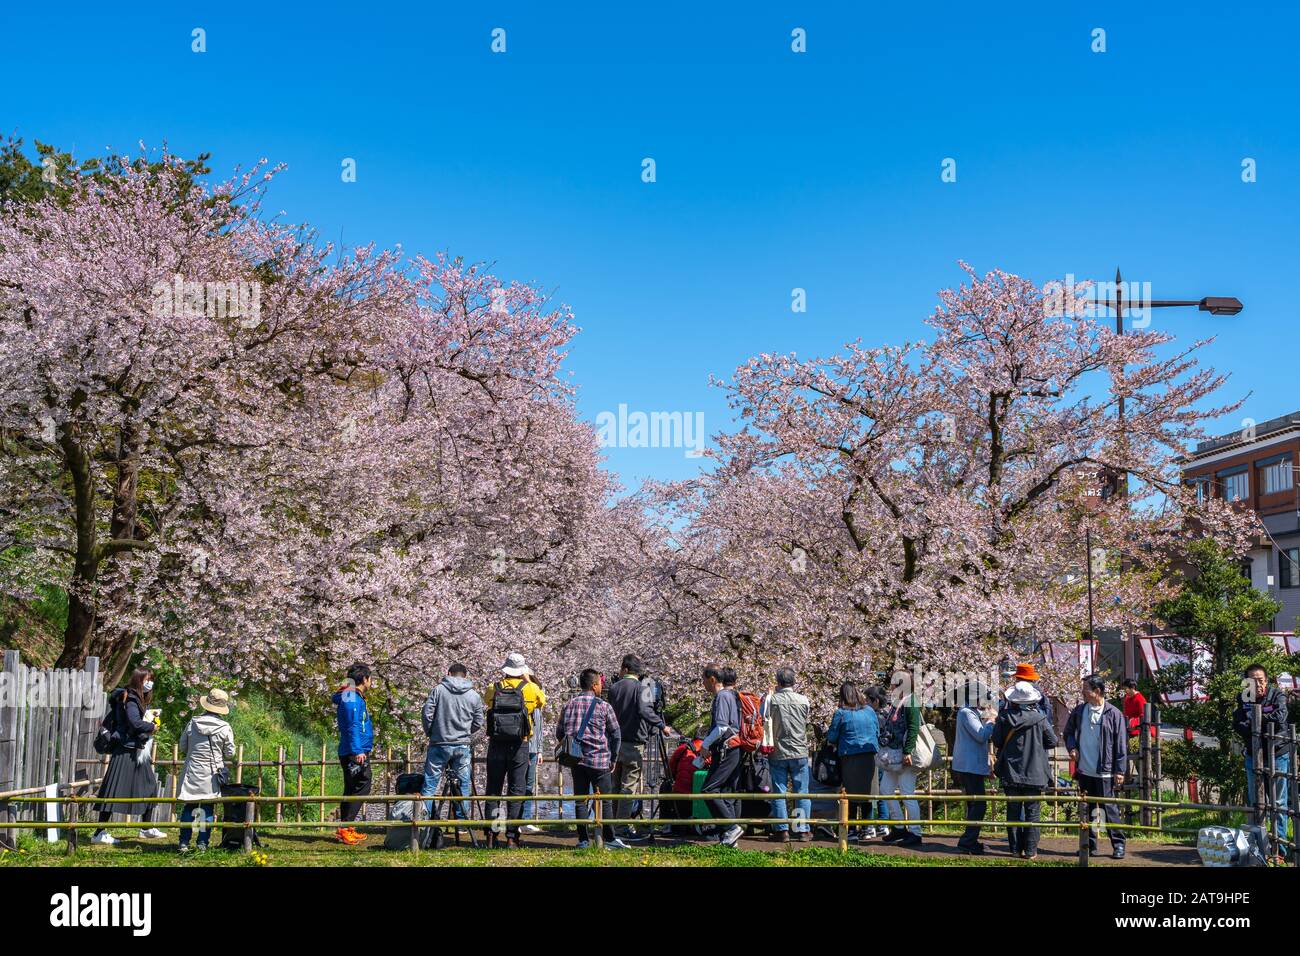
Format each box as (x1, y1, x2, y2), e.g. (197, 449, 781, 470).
(0, 650, 106, 848)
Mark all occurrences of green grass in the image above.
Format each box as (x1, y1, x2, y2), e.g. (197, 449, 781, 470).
(1, 830, 1069, 868)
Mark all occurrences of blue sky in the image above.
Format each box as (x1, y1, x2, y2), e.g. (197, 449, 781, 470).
(3, 1, 1297, 489)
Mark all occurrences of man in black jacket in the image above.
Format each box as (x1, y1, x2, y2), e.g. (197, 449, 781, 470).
(1233, 662, 1291, 841)
(608, 655, 675, 836)
(1064, 675, 1128, 859)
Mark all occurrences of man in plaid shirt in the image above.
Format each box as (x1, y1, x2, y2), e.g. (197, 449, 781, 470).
(555, 669, 628, 848)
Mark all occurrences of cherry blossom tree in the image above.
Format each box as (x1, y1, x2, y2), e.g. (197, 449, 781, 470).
(0, 151, 633, 708)
(638, 264, 1258, 701)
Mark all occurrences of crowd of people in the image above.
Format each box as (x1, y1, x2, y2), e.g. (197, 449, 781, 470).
(84, 654, 1296, 857)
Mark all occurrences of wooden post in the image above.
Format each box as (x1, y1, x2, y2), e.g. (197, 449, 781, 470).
(594, 787, 605, 849)
(242, 798, 255, 853)
(837, 788, 849, 852)
(256, 747, 263, 823)
(236, 744, 244, 784)
(319, 742, 327, 824)
(276, 745, 285, 824)
(410, 791, 422, 853)
(0, 649, 19, 849)
(296, 744, 304, 826)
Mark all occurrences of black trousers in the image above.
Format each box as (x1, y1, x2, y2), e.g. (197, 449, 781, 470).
(339, 755, 373, 823)
(1077, 773, 1125, 852)
(485, 737, 530, 837)
(571, 764, 617, 843)
(1003, 783, 1042, 856)
(953, 771, 987, 849)
(840, 752, 877, 823)
(700, 745, 743, 824)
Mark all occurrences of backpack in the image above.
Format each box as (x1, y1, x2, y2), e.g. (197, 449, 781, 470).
(813, 738, 842, 787)
(488, 680, 531, 741)
(93, 689, 125, 755)
(219, 782, 262, 849)
(733, 690, 765, 752)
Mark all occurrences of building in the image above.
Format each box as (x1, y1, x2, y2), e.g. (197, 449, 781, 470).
(1181, 410, 1300, 631)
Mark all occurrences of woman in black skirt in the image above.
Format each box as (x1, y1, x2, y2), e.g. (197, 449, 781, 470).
(92, 667, 166, 844)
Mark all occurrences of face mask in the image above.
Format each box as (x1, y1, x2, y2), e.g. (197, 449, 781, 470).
(142, 680, 154, 693)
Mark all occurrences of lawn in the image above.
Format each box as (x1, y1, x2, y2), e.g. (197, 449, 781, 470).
(0, 830, 1069, 868)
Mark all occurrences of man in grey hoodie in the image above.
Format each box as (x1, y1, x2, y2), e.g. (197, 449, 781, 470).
(421, 663, 485, 822)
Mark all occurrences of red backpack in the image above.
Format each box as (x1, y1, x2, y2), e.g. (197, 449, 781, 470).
(733, 690, 765, 752)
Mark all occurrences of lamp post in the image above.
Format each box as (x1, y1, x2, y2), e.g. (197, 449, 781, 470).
(1087, 269, 1244, 679)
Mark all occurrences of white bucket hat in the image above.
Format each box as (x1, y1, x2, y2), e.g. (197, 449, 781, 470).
(501, 653, 529, 678)
(1003, 680, 1043, 705)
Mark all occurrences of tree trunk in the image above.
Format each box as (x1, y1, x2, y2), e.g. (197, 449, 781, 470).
(53, 425, 99, 669)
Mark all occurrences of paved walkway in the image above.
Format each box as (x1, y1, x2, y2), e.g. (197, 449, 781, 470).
(482, 829, 1200, 865)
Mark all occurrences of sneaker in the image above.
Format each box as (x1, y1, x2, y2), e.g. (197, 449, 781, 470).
(607, 838, 632, 849)
(719, 825, 744, 847)
(862, 826, 879, 839)
(336, 827, 362, 845)
(575, 840, 591, 850)
(91, 831, 117, 845)
(521, 824, 542, 834)
(899, 834, 923, 848)
(138, 827, 167, 840)
(797, 830, 814, 842)
(346, 827, 367, 842)
(769, 830, 790, 843)
(880, 828, 907, 843)
(179, 844, 191, 854)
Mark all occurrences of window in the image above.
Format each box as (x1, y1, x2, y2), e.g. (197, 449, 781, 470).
(1222, 470, 1249, 502)
(1261, 458, 1294, 496)
(1189, 479, 1209, 503)
(1281, 548, 1300, 589)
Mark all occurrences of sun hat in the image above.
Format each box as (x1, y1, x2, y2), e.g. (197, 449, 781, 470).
(1003, 680, 1043, 705)
(1012, 663, 1041, 682)
(502, 653, 529, 678)
(1003, 686, 1045, 707)
(200, 688, 232, 715)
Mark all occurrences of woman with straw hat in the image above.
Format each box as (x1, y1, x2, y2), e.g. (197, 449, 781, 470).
(177, 688, 237, 852)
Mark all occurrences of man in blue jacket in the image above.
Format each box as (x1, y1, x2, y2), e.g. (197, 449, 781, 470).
(1064, 674, 1127, 859)
(333, 662, 375, 843)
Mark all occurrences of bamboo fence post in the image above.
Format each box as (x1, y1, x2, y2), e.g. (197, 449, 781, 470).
(1077, 793, 1090, 867)
(837, 788, 849, 851)
(236, 744, 244, 784)
(410, 791, 422, 853)
(296, 744, 304, 825)
(593, 787, 605, 849)
(64, 791, 77, 855)
(169, 743, 179, 824)
(1140, 703, 1152, 828)
(256, 747, 264, 823)
(319, 742, 327, 824)
(276, 745, 285, 823)
(242, 797, 255, 853)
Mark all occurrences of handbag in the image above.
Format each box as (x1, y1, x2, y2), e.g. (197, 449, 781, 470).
(555, 696, 600, 769)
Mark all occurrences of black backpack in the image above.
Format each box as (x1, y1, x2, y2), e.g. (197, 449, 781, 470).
(92, 689, 125, 755)
(219, 783, 262, 849)
(488, 680, 531, 741)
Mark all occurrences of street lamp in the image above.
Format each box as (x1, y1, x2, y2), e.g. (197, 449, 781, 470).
(1087, 268, 1244, 679)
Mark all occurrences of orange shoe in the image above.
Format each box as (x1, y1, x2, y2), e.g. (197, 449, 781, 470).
(345, 827, 367, 843)
(336, 827, 362, 845)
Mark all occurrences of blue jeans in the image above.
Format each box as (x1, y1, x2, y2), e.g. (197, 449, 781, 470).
(769, 757, 811, 832)
(178, 802, 215, 848)
(522, 751, 539, 820)
(1245, 751, 1292, 840)
(422, 743, 472, 820)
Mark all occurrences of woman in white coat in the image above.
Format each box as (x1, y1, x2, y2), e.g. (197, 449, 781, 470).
(177, 689, 237, 852)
